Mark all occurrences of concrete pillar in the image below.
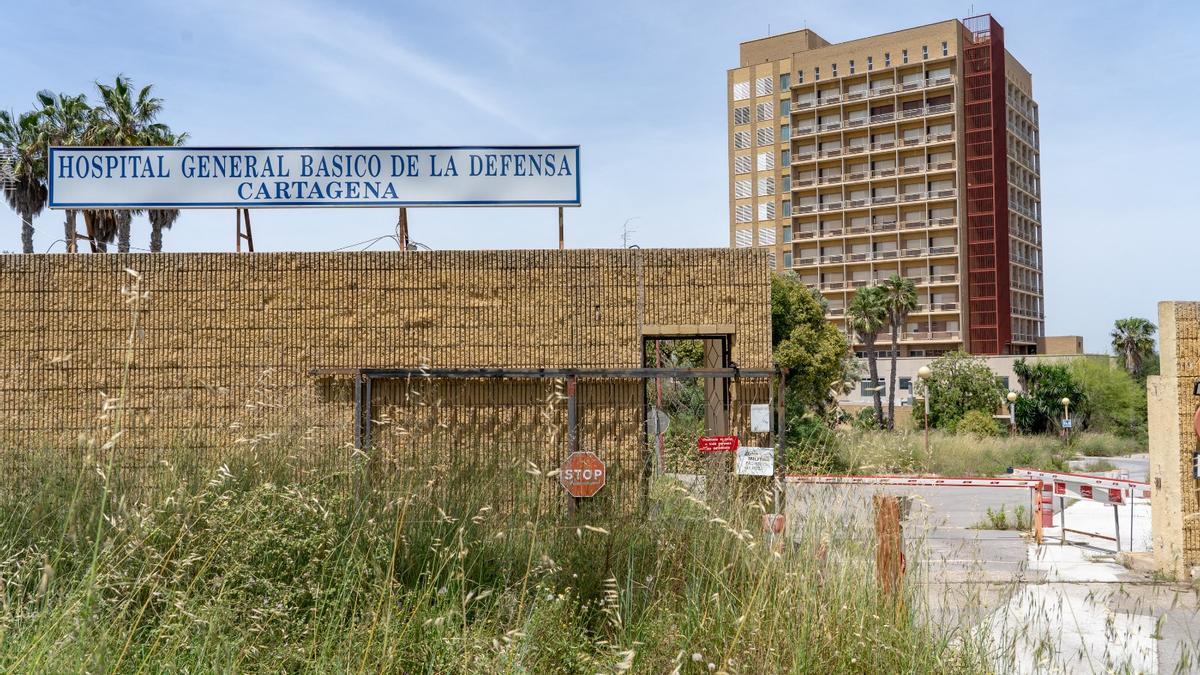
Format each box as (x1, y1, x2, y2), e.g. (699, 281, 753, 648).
(1149, 301, 1200, 579)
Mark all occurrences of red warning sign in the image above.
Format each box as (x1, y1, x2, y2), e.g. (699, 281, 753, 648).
(1080, 485, 1093, 500)
(559, 452, 606, 498)
(697, 436, 740, 453)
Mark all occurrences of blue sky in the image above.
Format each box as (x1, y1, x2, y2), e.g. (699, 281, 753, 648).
(2, 0, 1196, 354)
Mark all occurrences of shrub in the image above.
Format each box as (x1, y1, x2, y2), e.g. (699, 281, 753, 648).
(1068, 357, 1146, 439)
(956, 410, 1001, 437)
(918, 351, 1005, 429)
(1013, 359, 1085, 434)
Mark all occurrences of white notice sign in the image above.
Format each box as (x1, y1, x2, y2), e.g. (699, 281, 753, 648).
(750, 404, 770, 432)
(48, 145, 581, 209)
(736, 446, 774, 476)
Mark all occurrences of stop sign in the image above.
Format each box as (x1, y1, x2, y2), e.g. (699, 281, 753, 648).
(559, 451, 606, 498)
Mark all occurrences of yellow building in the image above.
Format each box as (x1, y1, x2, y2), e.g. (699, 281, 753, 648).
(728, 15, 1044, 356)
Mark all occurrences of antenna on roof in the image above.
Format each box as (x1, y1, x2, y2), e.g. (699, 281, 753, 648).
(767, 23, 771, 36)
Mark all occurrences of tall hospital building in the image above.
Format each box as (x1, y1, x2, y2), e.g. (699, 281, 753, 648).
(728, 15, 1044, 356)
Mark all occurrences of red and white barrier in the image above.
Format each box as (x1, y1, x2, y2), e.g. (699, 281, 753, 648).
(787, 473, 1046, 542)
(1008, 467, 1150, 551)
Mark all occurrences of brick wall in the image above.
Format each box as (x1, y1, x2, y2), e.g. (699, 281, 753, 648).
(0, 249, 772, 492)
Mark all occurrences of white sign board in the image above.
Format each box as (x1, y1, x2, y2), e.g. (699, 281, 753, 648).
(750, 404, 771, 432)
(47, 146, 581, 209)
(735, 446, 774, 476)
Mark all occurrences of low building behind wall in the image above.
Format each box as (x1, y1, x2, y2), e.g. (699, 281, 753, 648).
(1149, 301, 1200, 578)
(0, 248, 773, 502)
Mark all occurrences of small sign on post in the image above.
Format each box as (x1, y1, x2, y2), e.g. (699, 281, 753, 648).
(1061, 419, 1073, 429)
(559, 452, 606, 498)
(735, 446, 774, 476)
(750, 404, 771, 432)
(697, 435, 739, 453)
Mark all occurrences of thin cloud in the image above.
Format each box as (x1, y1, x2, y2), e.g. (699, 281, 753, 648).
(188, 0, 541, 138)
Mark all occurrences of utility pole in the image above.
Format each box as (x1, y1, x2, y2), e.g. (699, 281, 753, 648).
(397, 208, 409, 250)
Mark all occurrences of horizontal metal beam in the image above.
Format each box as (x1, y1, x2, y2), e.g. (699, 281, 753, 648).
(309, 366, 776, 379)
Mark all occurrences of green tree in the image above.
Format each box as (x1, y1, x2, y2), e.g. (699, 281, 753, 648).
(146, 129, 187, 252)
(847, 286, 888, 427)
(880, 274, 917, 429)
(921, 351, 1005, 429)
(92, 75, 170, 253)
(771, 274, 852, 413)
(0, 109, 47, 254)
(1110, 317, 1156, 379)
(1012, 359, 1086, 434)
(1067, 357, 1146, 439)
(36, 91, 95, 252)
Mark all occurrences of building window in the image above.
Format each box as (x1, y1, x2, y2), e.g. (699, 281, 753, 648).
(756, 76, 773, 96)
(734, 228, 753, 247)
(733, 131, 750, 149)
(941, 41, 948, 56)
(867, 56, 873, 71)
(783, 251, 793, 268)
(756, 151, 775, 171)
(767, 251, 777, 269)
(884, 52, 891, 66)
(782, 224, 792, 241)
(782, 200, 792, 217)
(922, 45, 928, 60)
(734, 179, 751, 198)
(780, 100, 790, 116)
(735, 205, 753, 224)
(758, 176, 775, 196)
(734, 155, 751, 174)
(831, 63, 838, 77)
(780, 149, 790, 165)
(814, 66, 820, 80)
(733, 106, 750, 125)
(902, 49, 908, 64)
(860, 378, 884, 396)
(781, 175, 791, 192)
(780, 73, 791, 90)
(849, 59, 855, 74)
(798, 69, 804, 84)
(899, 377, 912, 391)
(756, 102, 774, 121)
(780, 124, 790, 140)
(757, 202, 776, 221)
(756, 126, 774, 146)
(733, 81, 750, 101)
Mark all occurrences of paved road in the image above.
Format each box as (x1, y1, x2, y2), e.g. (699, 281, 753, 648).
(783, 453, 1198, 673)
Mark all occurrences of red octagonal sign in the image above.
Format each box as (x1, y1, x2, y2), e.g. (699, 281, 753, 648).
(560, 451, 606, 498)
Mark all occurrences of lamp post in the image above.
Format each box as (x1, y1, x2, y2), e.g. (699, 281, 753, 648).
(1007, 391, 1018, 434)
(917, 366, 932, 455)
(1061, 397, 1071, 443)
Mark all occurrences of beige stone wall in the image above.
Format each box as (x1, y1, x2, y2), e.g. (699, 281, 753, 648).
(1149, 301, 1200, 577)
(0, 249, 772, 489)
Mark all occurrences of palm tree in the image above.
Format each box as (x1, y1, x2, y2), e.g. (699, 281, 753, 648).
(0, 109, 48, 254)
(1111, 317, 1156, 377)
(36, 91, 95, 252)
(848, 285, 888, 427)
(880, 275, 918, 429)
(146, 129, 186, 252)
(92, 75, 169, 253)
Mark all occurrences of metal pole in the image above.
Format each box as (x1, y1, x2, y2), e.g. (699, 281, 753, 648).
(1059, 495, 1065, 546)
(567, 375, 578, 515)
(1113, 504, 1121, 552)
(397, 207, 409, 250)
(654, 340, 665, 476)
(353, 373, 363, 450)
(558, 207, 564, 250)
(923, 390, 930, 456)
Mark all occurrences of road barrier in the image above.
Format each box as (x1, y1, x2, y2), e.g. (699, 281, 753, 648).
(1007, 467, 1151, 551)
(787, 474, 1045, 543)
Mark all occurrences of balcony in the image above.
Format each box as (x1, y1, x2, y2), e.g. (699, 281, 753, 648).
(794, 229, 817, 239)
(821, 280, 846, 291)
(820, 254, 845, 264)
(871, 221, 899, 233)
(794, 203, 817, 214)
(818, 174, 842, 186)
(929, 245, 958, 256)
(818, 201, 844, 212)
(827, 307, 846, 317)
(1009, 201, 1040, 221)
(819, 228, 843, 238)
(794, 177, 816, 188)
(905, 330, 961, 342)
(1010, 253, 1039, 268)
(792, 133, 956, 167)
(818, 120, 843, 132)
